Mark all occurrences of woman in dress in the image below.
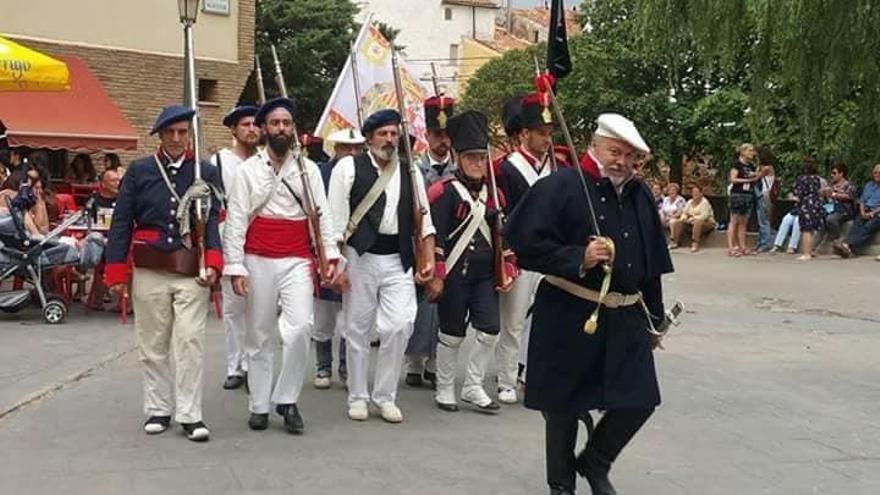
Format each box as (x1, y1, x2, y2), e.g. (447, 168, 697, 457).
(791, 157, 824, 260)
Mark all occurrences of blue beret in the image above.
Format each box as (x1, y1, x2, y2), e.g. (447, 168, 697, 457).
(222, 105, 259, 127)
(150, 105, 195, 135)
(362, 109, 401, 135)
(255, 97, 296, 126)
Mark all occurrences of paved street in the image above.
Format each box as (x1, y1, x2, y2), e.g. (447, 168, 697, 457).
(1, 252, 878, 494)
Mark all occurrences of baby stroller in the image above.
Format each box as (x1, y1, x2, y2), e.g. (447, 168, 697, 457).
(0, 195, 91, 324)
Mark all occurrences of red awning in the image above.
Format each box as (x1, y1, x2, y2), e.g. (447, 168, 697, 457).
(0, 56, 138, 152)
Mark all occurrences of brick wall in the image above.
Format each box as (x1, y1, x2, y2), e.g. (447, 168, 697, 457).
(8, 0, 255, 165)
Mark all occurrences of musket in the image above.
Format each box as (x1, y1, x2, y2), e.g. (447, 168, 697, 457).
(430, 62, 440, 97)
(532, 55, 613, 335)
(391, 48, 433, 279)
(350, 40, 365, 128)
(183, 15, 207, 281)
(254, 55, 267, 105)
(270, 45, 332, 284)
(486, 143, 513, 291)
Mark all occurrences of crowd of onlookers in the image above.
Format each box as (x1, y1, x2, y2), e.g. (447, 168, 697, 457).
(651, 143, 880, 261)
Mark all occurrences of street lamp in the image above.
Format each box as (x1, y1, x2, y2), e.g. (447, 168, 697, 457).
(176, 0, 207, 279)
(177, 0, 200, 25)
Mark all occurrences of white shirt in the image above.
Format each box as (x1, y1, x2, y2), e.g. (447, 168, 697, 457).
(223, 149, 340, 277)
(328, 151, 435, 244)
(210, 148, 246, 194)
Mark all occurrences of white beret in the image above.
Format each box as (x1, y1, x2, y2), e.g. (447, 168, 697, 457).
(594, 113, 650, 154)
(328, 128, 366, 145)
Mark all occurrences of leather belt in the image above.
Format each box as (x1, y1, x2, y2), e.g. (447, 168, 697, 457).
(544, 275, 641, 308)
(132, 243, 199, 277)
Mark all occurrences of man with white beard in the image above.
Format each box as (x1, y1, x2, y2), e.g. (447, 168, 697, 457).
(328, 109, 436, 423)
(223, 97, 343, 434)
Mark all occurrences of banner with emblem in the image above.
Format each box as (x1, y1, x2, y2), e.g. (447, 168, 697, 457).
(315, 18, 429, 155)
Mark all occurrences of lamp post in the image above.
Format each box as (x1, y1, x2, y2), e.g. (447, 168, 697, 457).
(177, 0, 206, 279)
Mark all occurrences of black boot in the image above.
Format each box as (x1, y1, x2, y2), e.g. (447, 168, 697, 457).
(575, 408, 654, 495)
(338, 338, 348, 382)
(248, 413, 269, 431)
(314, 340, 333, 389)
(549, 485, 574, 495)
(405, 373, 423, 387)
(276, 404, 304, 434)
(223, 375, 246, 390)
(542, 411, 578, 495)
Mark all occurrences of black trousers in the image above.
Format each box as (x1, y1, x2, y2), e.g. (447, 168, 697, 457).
(542, 408, 654, 491)
(437, 262, 499, 337)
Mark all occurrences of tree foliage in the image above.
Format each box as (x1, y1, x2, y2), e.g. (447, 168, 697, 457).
(254, 0, 360, 131)
(636, 0, 880, 183)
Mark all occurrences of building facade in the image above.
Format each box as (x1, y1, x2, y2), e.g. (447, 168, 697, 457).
(0, 0, 255, 161)
(356, 0, 498, 96)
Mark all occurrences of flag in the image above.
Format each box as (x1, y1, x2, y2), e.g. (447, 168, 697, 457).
(315, 20, 429, 155)
(546, 0, 572, 79)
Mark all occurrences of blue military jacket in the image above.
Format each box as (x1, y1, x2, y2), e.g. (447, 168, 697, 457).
(104, 150, 222, 285)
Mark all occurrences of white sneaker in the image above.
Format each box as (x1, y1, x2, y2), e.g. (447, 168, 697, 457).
(314, 376, 331, 389)
(497, 387, 518, 404)
(461, 386, 501, 414)
(348, 401, 369, 421)
(377, 402, 404, 423)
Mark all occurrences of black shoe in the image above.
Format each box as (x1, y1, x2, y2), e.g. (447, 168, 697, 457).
(181, 421, 210, 442)
(549, 485, 574, 495)
(423, 370, 437, 389)
(436, 402, 459, 412)
(575, 449, 617, 495)
(405, 373, 423, 387)
(143, 415, 171, 435)
(223, 375, 246, 390)
(248, 413, 269, 431)
(276, 404, 304, 434)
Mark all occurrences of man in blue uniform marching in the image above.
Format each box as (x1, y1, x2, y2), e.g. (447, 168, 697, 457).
(404, 95, 457, 388)
(425, 110, 517, 413)
(495, 92, 556, 404)
(505, 113, 674, 495)
(105, 105, 223, 442)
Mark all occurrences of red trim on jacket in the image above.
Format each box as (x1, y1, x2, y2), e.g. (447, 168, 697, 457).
(579, 152, 602, 179)
(244, 217, 312, 259)
(205, 248, 223, 273)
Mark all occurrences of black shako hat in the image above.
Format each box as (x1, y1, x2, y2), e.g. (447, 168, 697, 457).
(222, 105, 259, 128)
(520, 92, 554, 129)
(150, 105, 195, 135)
(362, 109, 401, 135)
(446, 110, 489, 154)
(502, 92, 526, 137)
(255, 97, 296, 126)
(424, 95, 455, 131)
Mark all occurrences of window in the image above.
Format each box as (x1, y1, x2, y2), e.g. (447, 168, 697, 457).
(449, 44, 460, 64)
(444, 8, 453, 21)
(198, 78, 219, 104)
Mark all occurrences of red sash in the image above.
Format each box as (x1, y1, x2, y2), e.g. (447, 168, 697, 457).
(244, 217, 311, 259)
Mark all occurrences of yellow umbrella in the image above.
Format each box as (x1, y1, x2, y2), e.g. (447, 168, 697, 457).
(0, 36, 69, 92)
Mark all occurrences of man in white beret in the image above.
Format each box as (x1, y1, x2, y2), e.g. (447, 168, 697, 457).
(505, 113, 675, 495)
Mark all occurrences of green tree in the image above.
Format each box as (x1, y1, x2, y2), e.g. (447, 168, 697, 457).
(255, 0, 360, 131)
(637, 0, 880, 182)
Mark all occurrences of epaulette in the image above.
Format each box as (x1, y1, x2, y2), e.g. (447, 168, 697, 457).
(427, 176, 455, 204)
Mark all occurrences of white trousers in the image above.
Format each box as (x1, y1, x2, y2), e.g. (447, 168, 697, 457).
(313, 298, 343, 343)
(222, 277, 248, 377)
(245, 254, 314, 414)
(496, 269, 542, 390)
(343, 248, 416, 405)
(132, 268, 209, 423)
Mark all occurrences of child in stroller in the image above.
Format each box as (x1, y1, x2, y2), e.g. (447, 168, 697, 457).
(0, 186, 103, 324)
